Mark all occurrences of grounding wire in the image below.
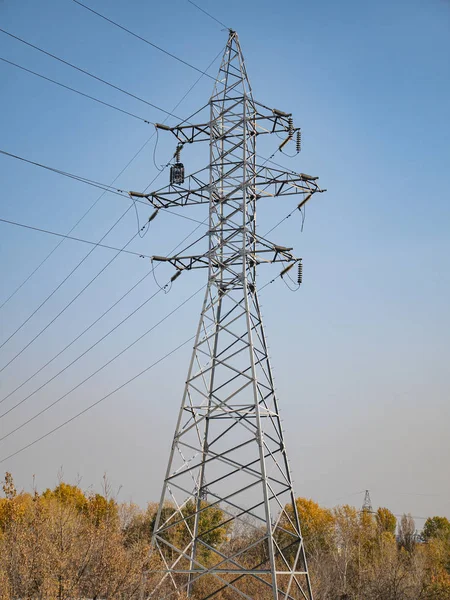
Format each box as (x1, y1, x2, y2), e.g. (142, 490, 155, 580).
(0, 218, 208, 410)
(0, 283, 205, 432)
(0, 57, 153, 124)
(0, 272, 285, 464)
(0, 217, 154, 259)
(186, 0, 230, 30)
(72, 0, 216, 82)
(188, 0, 230, 31)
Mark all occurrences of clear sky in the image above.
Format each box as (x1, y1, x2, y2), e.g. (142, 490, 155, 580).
(0, 0, 449, 526)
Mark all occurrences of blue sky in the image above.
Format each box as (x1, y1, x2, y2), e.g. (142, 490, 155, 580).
(0, 0, 449, 522)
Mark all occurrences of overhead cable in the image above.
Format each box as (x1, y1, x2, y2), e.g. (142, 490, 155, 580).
(0, 28, 185, 120)
(0, 334, 196, 464)
(0, 146, 298, 365)
(0, 273, 284, 464)
(0, 217, 153, 258)
(0, 284, 205, 440)
(0, 205, 136, 366)
(0, 43, 222, 311)
(0, 47, 220, 351)
(0, 149, 129, 198)
(186, 0, 229, 30)
(0, 218, 207, 408)
(0, 218, 208, 413)
(0, 135, 158, 311)
(0, 149, 204, 224)
(0, 39, 221, 307)
(72, 0, 216, 81)
(0, 27, 183, 117)
(0, 56, 152, 124)
(0, 48, 219, 403)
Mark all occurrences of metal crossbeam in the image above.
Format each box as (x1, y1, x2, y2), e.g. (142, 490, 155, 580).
(143, 30, 324, 600)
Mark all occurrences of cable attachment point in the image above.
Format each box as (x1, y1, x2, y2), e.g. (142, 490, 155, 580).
(148, 209, 159, 223)
(296, 130, 302, 153)
(170, 144, 185, 185)
(171, 269, 182, 283)
(174, 143, 183, 163)
(297, 259, 303, 285)
(279, 134, 293, 152)
(280, 262, 295, 278)
(288, 116, 294, 137)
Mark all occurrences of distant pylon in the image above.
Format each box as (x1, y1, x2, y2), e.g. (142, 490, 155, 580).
(133, 29, 325, 600)
(362, 490, 373, 513)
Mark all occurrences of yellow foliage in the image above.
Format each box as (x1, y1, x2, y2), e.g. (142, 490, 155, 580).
(0, 492, 34, 531)
(42, 482, 88, 512)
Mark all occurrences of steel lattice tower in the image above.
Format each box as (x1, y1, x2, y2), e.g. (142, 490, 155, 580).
(362, 490, 373, 513)
(132, 30, 324, 600)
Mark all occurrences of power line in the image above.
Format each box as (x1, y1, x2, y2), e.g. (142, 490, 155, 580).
(0, 51, 223, 403)
(72, 0, 216, 81)
(0, 174, 198, 375)
(0, 28, 187, 120)
(0, 285, 163, 421)
(0, 148, 205, 225)
(0, 334, 196, 465)
(0, 48, 220, 354)
(0, 39, 223, 311)
(0, 273, 283, 464)
(0, 56, 153, 124)
(0, 146, 147, 313)
(0, 150, 288, 368)
(0, 205, 136, 365)
(257, 153, 298, 176)
(264, 205, 304, 237)
(0, 216, 153, 258)
(0, 284, 205, 442)
(0, 43, 222, 312)
(186, 0, 229, 30)
(0, 218, 208, 408)
(0, 27, 183, 118)
(1, 26, 222, 129)
(0, 149, 129, 197)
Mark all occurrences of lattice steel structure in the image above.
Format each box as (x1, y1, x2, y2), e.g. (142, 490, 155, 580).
(132, 30, 324, 600)
(362, 490, 373, 513)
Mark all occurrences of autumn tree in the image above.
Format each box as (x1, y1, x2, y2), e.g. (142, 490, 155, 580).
(398, 513, 417, 552)
(422, 516, 450, 542)
(376, 506, 397, 536)
(2, 471, 449, 600)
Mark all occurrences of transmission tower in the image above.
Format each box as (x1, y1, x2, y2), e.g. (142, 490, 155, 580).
(362, 490, 373, 513)
(131, 30, 324, 600)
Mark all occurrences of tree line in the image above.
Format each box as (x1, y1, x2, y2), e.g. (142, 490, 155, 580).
(0, 473, 449, 599)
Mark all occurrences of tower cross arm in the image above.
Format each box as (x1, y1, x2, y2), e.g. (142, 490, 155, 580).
(155, 122, 210, 144)
(155, 96, 293, 144)
(152, 235, 300, 273)
(129, 170, 210, 208)
(255, 165, 326, 201)
(253, 100, 295, 136)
